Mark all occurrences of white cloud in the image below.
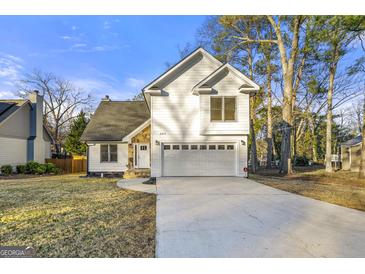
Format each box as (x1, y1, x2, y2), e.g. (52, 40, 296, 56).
(0, 53, 24, 90)
(126, 77, 145, 89)
(92, 46, 105, 51)
(60, 35, 72, 40)
(71, 25, 78, 31)
(54, 43, 119, 53)
(103, 21, 111, 30)
(72, 43, 87, 48)
(0, 90, 16, 99)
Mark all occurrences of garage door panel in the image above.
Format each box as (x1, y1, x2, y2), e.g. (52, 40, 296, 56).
(163, 143, 236, 176)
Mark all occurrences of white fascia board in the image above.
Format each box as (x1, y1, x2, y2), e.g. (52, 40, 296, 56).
(193, 87, 213, 95)
(122, 118, 151, 142)
(144, 89, 162, 95)
(225, 63, 260, 91)
(192, 64, 226, 94)
(226, 63, 260, 91)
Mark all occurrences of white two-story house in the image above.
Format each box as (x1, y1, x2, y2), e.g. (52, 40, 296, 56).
(81, 47, 259, 178)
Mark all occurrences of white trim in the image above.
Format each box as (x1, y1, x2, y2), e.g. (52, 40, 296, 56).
(226, 63, 260, 91)
(122, 119, 151, 142)
(192, 63, 260, 95)
(143, 48, 222, 92)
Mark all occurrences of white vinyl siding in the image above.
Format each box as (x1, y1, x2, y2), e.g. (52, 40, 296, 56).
(88, 143, 128, 172)
(0, 137, 27, 167)
(149, 54, 249, 177)
(200, 72, 250, 135)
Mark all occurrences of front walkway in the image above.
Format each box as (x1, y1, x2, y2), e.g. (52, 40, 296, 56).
(155, 177, 365, 258)
(117, 178, 156, 194)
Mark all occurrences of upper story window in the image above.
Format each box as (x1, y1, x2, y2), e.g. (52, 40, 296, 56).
(210, 96, 236, 122)
(100, 144, 118, 162)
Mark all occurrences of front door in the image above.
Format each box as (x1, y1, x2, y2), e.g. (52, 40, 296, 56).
(136, 144, 150, 168)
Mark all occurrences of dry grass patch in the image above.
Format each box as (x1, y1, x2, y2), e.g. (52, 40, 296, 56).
(0, 174, 156, 257)
(250, 168, 365, 211)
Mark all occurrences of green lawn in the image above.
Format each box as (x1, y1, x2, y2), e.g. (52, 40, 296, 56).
(0, 174, 156, 257)
(251, 168, 365, 211)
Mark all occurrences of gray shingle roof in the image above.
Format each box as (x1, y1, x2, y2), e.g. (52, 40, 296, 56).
(341, 135, 362, 146)
(81, 100, 150, 142)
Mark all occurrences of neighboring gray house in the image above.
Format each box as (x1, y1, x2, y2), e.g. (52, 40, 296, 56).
(81, 47, 260, 178)
(0, 91, 53, 168)
(341, 135, 362, 172)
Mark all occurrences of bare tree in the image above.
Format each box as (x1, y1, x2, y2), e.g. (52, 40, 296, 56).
(17, 70, 94, 154)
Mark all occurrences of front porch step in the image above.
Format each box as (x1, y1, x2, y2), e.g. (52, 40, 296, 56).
(123, 168, 151, 179)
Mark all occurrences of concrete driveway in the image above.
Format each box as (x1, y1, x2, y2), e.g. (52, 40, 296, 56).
(156, 177, 365, 258)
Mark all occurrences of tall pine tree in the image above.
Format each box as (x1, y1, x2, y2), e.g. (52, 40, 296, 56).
(65, 111, 88, 156)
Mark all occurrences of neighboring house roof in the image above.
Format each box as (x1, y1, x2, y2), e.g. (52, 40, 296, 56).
(0, 99, 29, 124)
(341, 135, 362, 147)
(0, 99, 54, 143)
(81, 100, 150, 142)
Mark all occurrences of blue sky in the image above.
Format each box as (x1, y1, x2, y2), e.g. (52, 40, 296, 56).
(0, 16, 206, 101)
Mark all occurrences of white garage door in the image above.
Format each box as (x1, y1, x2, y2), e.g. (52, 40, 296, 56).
(162, 143, 236, 176)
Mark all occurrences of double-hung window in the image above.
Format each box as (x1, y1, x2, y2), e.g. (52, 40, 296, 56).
(100, 144, 118, 162)
(210, 96, 236, 121)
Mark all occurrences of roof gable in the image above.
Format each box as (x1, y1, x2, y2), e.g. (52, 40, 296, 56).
(143, 47, 223, 92)
(0, 99, 30, 124)
(192, 63, 260, 95)
(342, 135, 362, 146)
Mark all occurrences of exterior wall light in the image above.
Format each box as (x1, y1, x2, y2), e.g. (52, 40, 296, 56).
(241, 140, 246, 146)
(155, 140, 160, 145)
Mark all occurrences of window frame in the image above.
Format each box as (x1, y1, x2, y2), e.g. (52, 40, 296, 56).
(227, 144, 234, 150)
(181, 144, 189, 150)
(218, 145, 225, 150)
(210, 96, 237, 122)
(190, 144, 198, 150)
(100, 144, 118, 163)
(208, 144, 216, 150)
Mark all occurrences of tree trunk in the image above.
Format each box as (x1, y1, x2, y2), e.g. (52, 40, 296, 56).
(325, 51, 338, 172)
(267, 16, 301, 175)
(308, 113, 318, 162)
(359, 97, 365, 178)
(250, 115, 258, 173)
(247, 45, 258, 173)
(279, 75, 293, 174)
(266, 62, 273, 169)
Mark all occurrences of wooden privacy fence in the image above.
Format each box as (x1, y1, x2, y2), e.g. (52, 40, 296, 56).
(46, 158, 87, 174)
